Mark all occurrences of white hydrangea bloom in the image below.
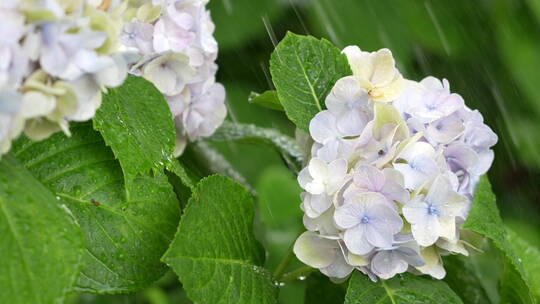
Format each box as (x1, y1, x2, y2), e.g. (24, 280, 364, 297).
(121, 0, 225, 156)
(294, 45, 497, 281)
(0, 0, 129, 155)
(0, 0, 225, 157)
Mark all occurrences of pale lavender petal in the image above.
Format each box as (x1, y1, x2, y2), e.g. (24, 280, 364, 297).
(343, 225, 373, 255)
(365, 224, 394, 249)
(297, 168, 311, 189)
(353, 165, 385, 191)
(309, 111, 339, 144)
(320, 251, 354, 279)
(334, 203, 363, 229)
(380, 180, 409, 203)
(371, 250, 408, 279)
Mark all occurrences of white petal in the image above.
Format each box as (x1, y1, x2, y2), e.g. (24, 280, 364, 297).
(420, 76, 444, 90)
(436, 238, 469, 256)
(425, 175, 453, 206)
(308, 158, 329, 181)
(403, 200, 429, 224)
(347, 251, 369, 266)
(309, 110, 339, 144)
(293, 231, 338, 268)
(370, 49, 397, 87)
(342, 46, 373, 82)
(306, 193, 332, 217)
(415, 246, 446, 279)
(297, 167, 312, 189)
(21, 91, 56, 118)
(303, 207, 339, 236)
(411, 216, 440, 246)
(438, 217, 456, 240)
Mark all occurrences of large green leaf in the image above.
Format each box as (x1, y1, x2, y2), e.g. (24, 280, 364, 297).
(270, 32, 351, 132)
(463, 176, 535, 303)
(162, 175, 278, 304)
(12, 123, 181, 293)
(344, 272, 462, 304)
(0, 155, 84, 304)
(93, 75, 176, 176)
(444, 255, 491, 304)
(505, 228, 540, 302)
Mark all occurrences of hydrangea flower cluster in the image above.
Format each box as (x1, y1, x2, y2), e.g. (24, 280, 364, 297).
(293, 46, 498, 281)
(119, 0, 226, 156)
(0, 0, 131, 154)
(0, 0, 225, 157)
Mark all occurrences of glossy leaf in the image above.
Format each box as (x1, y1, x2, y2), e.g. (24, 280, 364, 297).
(270, 32, 351, 131)
(13, 124, 181, 293)
(344, 272, 462, 304)
(505, 228, 540, 302)
(0, 155, 84, 304)
(162, 175, 278, 304)
(93, 75, 176, 176)
(463, 176, 535, 303)
(444, 255, 491, 304)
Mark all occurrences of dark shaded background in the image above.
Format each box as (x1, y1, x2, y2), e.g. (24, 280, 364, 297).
(72, 0, 540, 303)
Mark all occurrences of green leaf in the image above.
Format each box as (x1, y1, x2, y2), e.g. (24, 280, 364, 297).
(463, 176, 535, 303)
(249, 91, 284, 111)
(444, 255, 491, 304)
(344, 272, 463, 304)
(270, 32, 352, 131)
(165, 158, 198, 190)
(13, 123, 181, 293)
(162, 175, 278, 304)
(0, 155, 84, 304)
(93, 75, 176, 176)
(208, 121, 304, 173)
(506, 228, 540, 302)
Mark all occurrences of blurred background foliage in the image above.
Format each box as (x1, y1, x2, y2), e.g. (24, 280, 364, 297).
(73, 0, 540, 303)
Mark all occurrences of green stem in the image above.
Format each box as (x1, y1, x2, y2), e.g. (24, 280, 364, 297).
(279, 266, 316, 283)
(273, 242, 295, 280)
